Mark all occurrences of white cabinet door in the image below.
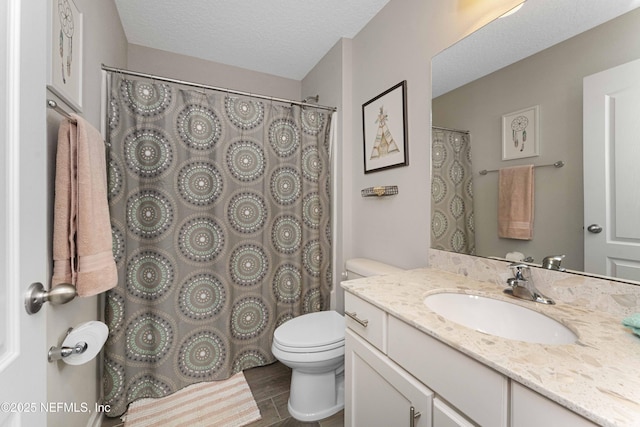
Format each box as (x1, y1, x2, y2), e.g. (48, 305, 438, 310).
(584, 57, 640, 280)
(345, 330, 433, 427)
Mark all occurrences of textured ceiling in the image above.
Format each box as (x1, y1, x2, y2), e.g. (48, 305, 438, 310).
(114, 0, 391, 80)
(432, 0, 640, 98)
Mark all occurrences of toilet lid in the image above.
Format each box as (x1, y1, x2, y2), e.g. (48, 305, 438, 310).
(273, 311, 345, 350)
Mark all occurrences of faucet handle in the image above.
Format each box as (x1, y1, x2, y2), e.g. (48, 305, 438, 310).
(508, 262, 530, 280)
(508, 262, 529, 269)
(542, 255, 565, 271)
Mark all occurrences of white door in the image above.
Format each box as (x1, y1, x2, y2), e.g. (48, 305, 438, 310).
(584, 58, 640, 281)
(0, 0, 48, 425)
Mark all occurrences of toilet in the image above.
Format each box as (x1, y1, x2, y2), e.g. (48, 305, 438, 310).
(271, 258, 403, 421)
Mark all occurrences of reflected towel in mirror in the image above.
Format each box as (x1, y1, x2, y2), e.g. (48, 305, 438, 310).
(498, 165, 534, 240)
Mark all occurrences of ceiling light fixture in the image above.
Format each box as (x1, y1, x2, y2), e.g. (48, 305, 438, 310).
(500, 1, 526, 18)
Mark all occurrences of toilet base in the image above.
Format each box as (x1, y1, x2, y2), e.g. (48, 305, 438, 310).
(287, 369, 345, 422)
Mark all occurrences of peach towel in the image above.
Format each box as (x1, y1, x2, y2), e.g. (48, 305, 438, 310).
(52, 114, 117, 297)
(498, 165, 534, 240)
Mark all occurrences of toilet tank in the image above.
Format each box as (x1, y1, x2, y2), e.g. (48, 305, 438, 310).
(345, 258, 403, 280)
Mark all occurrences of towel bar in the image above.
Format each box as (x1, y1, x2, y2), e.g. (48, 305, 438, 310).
(47, 99, 77, 124)
(25, 282, 77, 315)
(479, 160, 564, 175)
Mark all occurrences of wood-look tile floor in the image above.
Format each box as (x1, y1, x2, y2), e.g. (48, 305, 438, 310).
(244, 362, 344, 427)
(101, 362, 344, 427)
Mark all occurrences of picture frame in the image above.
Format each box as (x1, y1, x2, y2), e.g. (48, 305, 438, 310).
(362, 81, 408, 173)
(47, 0, 83, 112)
(502, 105, 539, 160)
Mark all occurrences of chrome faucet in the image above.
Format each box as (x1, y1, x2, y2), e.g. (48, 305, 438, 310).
(505, 263, 555, 305)
(542, 254, 566, 271)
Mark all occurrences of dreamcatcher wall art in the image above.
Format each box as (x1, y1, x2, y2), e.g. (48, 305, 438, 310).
(501, 105, 539, 160)
(47, 0, 83, 112)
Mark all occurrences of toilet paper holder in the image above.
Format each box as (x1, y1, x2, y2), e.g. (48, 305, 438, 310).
(48, 321, 109, 365)
(48, 327, 87, 362)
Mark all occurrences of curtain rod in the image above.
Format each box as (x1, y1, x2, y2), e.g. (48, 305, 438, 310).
(102, 64, 337, 112)
(432, 125, 470, 134)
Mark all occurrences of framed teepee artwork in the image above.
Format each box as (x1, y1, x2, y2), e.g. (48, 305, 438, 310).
(362, 81, 408, 173)
(502, 105, 539, 160)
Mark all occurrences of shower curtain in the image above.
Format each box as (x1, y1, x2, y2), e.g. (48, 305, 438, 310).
(103, 74, 333, 417)
(431, 128, 475, 254)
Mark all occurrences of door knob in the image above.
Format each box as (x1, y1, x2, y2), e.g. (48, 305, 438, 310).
(24, 282, 77, 314)
(587, 224, 603, 233)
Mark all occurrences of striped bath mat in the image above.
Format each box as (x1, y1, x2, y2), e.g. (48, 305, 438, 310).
(124, 372, 261, 427)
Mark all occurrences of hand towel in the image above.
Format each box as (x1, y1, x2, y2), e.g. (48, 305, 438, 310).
(498, 165, 534, 240)
(622, 313, 640, 337)
(52, 115, 117, 297)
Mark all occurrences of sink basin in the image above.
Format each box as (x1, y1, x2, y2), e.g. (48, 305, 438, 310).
(424, 293, 577, 345)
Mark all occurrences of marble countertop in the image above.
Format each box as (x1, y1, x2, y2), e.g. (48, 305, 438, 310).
(341, 268, 640, 427)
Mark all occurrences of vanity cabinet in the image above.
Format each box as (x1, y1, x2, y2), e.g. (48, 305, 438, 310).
(345, 291, 599, 427)
(344, 292, 433, 427)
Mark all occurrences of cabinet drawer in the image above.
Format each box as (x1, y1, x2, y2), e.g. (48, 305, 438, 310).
(344, 292, 387, 352)
(388, 316, 508, 427)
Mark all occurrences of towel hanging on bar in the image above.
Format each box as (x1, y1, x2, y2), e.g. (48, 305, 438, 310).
(498, 165, 534, 240)
(51, 114, 117, 297)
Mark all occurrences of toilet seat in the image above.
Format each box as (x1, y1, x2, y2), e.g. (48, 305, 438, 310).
(273, 311, 345, 353)
(273, 338, 344, 354)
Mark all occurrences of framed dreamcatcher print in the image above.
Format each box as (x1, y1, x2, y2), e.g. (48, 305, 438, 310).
(502, 105, 539, 160)
(48, 0, 83, 112)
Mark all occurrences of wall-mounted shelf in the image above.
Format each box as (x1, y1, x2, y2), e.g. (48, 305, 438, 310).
(361, 186, 398, 197)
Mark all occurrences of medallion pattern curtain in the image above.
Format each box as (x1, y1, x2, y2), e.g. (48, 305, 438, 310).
(431, 128, 475, 254)
(103, 74, 333, 417)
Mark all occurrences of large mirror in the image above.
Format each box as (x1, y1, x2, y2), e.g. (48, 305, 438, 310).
(431, 0, 640, 281)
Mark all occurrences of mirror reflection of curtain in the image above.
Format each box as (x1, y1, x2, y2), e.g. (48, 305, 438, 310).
(103, 73, 332, 417)
(431, 128, 475, 254)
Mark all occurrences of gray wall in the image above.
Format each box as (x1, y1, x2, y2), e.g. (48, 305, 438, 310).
(127, 44, 302, 101)
(45, 2, 127, 426)
(432, 8, 640, 271)
(342, 0, 521, 270)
